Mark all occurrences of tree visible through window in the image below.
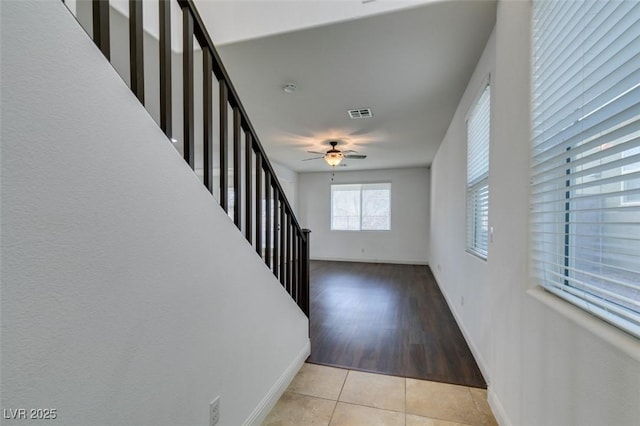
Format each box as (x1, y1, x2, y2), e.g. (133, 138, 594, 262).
(331, 183, 391, 231)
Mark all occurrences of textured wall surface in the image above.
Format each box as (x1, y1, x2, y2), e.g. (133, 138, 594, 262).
(430, 2, 640, 425)
(1, 2, 308, 424)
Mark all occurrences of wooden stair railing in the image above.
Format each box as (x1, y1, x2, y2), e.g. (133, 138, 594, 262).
(62, 0, 310, 317)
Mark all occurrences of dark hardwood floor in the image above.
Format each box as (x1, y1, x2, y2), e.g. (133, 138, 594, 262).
(307, 260, 486, 388)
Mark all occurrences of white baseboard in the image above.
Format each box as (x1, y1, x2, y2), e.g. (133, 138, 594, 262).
(431, 270, 491, 384)
(311, 256, 428, 266)
(432, 270, 513, 426)
(488, 386, 511, 426)
(243, 339, 311, 426)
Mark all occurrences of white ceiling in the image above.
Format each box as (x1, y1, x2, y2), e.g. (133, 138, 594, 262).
(195, 0, 445, 46)
(196, 0, 497, 172)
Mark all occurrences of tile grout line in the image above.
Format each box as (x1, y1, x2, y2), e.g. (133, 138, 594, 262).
(404, 376, 407, 426)
(332, 400, 407, 415)
(327, 368, 350, 425)
(406, 377, 411, 416)
(337, 369, 408, 414)
(466, 386, 481, 418)
(285, 390, 339, 404)
(278, 363, 494, 425)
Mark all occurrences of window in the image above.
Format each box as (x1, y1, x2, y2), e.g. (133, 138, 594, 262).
(466, 84, 491, 259)
(622, 145, 640, 205)
(531, 0, 640, 338)
(331, 183, 391, 231)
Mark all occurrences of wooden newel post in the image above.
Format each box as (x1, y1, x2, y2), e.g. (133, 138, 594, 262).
(300, 229, 311, 317)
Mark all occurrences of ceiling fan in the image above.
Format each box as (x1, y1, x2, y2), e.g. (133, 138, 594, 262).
(303, 141, 367, 167)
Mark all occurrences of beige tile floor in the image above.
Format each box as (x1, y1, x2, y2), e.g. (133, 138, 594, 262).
(263, 363, 498, 426)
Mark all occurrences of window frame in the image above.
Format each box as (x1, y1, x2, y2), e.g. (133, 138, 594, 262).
(465, 80, 491, 260)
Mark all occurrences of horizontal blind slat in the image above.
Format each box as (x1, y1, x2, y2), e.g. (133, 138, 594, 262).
(533, 267, 640, 307)
(533, 86, 640, 157)
(534, 2, 636, 101)
(531, 0, 640, 339)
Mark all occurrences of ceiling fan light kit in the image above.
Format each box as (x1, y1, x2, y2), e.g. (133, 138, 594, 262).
(324, 141, 345, 166)
(303, 140, 367, 168)
(324, 151, 345, 167)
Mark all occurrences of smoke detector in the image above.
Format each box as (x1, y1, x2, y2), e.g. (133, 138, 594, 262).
(283, 83, 297, 93)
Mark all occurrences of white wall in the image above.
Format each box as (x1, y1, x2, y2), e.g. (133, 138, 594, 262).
(429, 14, 496, 384)
(299, 167, 429, 264)
(430, 2, 640, 425)
(272, 161, 299, 214)
(0, 2, 309, 425)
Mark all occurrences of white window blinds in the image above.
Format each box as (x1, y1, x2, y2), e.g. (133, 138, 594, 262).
(466, 84, 491, 259)
(331, 183, 391, 231)
(531, 0, 640, 338)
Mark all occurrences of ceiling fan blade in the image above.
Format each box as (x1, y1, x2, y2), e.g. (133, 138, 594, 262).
(307, 150, 326, 155)
(345, 154, 367, 159)
(302, 156, 324, 161)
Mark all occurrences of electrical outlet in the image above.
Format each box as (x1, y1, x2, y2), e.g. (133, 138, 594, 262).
(210, 396, 220, 426)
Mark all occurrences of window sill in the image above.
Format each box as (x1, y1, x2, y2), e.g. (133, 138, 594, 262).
(527, 286, 640, 362)
(465, 248, 487, 261)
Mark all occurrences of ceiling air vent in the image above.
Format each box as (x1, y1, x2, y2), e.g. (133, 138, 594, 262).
(348, 108, 373, 119)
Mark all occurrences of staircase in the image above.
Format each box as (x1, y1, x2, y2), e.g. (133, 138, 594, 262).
(62, 0, 310, 316)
